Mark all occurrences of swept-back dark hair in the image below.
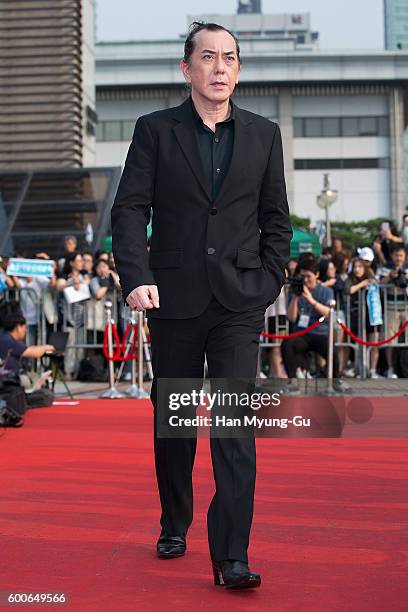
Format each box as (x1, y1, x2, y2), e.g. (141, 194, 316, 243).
(183, 21, 241, 65)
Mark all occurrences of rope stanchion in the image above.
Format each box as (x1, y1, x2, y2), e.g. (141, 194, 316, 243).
(103, 321, 121, 361)
(338, 319, 408, 347)
(326, 299, 336, 394)
(103, 321, 138, 362)
(261, 316, 326, 340)
(100, 301, 124, 399)
(125, 310, 149, 398)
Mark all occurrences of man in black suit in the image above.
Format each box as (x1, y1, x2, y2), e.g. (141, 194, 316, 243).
(111, 22, 292, 589)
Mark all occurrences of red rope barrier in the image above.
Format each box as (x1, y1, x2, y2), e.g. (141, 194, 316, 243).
(103, 321, 138, 361)
(103, 322, 121, 361)
(261, 316, 326, 340)
(121, 322, 138, 360)
(338, 319, 408, 347)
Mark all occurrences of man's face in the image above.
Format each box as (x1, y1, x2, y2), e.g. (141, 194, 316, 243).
(392, 249, 407, 268)
(300, 269, 318, 289)
(180, 29, 241, 104)
(15, 323, 27, 341)
(82, 254, 93, 271)
(65, 239, 76, 253)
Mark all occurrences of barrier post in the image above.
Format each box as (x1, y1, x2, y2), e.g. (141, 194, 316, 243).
(326, 299, 336, 395)
(133, 312, 150, 399)
(100, 300, 124, 399)
(125, 310, 149, 398)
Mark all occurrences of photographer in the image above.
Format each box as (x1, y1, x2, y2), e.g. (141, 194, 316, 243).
(0, 312, 55, 407)
(379, 244, 408, 378)
(281, 259, 349, 394)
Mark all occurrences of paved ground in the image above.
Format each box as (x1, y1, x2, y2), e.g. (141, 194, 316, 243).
(49, 377, 408, 399)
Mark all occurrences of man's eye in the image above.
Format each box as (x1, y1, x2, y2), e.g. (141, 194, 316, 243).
(203, 54, 213, 60)
(226, 56, 235, 61)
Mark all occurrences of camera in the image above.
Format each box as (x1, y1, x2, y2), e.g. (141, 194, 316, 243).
(393, 268, 408, 289)
(289, 275, 304, 296)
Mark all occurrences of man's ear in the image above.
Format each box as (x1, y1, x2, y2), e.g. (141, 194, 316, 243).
(180, 59, 191, 83)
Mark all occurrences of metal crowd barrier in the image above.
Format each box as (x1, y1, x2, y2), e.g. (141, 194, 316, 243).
(258, 283, 408, 379)
(1, 283, 407, 379)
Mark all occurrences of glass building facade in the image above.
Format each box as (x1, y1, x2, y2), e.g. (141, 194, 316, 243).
(384, 0, 408, 49)
(0, 168, 121, 257)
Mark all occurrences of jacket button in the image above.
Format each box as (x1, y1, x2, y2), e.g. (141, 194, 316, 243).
(210, 208, 217, 215)
(207, 247, 216, 255)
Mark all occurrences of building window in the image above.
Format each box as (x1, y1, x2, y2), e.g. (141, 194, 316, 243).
(293, 118, 303, 137)
(96, 119, 137, 142)
(377, 116, 389, 136)
(122, 121, 135, 141)
(342, 117, 359, 137)
(104, 121, 121, 142)
(294, 116, 389, 138)
(304, 118, 321, 137)
(359, 117, 377, 136)
(96, 122, 104, 141)
(294, 158, 388, 170)
(322, 117, 340, 137)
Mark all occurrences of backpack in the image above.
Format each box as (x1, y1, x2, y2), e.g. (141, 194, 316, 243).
(0, 380, 27, 427)
(78, 354, 108, 382)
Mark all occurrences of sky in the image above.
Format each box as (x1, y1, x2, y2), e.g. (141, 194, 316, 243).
(96, 0, 384, 51)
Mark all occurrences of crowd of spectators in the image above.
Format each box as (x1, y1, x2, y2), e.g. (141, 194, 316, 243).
(264, 217, 408, 390)
(1, 218, 408, 387)
(0, 235, 122, 380)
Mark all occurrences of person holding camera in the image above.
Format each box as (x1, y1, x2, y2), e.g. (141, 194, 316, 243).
(90, 258, 121, 299)
(281, 258, 349, 394)
(379, 244, 408, 378)
(0, 312, 56, 409)
(372, 220, 404, 266)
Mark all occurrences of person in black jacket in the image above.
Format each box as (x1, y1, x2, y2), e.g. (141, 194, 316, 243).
(111, 21, 292, 589)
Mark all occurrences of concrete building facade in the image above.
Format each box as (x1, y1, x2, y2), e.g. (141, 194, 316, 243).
(187, 12, 319, 50)
(95, 38, 408, 223)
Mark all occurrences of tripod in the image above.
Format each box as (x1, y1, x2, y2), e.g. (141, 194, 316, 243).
(41, 353, 74, 399)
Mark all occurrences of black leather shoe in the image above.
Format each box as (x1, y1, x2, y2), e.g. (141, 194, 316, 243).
(212, 560, 261, 589)
(156, 534, 186, 559)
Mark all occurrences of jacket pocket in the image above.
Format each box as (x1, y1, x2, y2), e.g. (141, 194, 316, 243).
(236, 248, 262, 269)
(149, 249, 183, 269)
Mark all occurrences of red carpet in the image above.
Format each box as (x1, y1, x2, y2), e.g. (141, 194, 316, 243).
(1, 399, 407, 611)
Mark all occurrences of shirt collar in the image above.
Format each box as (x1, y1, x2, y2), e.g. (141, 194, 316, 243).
(190, 96, 235, 127)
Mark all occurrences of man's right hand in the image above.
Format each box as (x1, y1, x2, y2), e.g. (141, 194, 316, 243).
(44, 345, 56, 354)
(126, 285, 160, 312)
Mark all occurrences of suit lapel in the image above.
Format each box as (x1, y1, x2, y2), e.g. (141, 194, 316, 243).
(172, 99, 212, 201)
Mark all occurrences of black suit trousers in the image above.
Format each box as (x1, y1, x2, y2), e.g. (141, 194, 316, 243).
(148, 294, 266, 563)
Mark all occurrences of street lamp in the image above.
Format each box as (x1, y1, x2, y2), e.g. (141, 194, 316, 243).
(316, 173, 338, 247)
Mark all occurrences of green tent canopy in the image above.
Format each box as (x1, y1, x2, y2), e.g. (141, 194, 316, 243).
(103, 225, 320, 259)
(102, 221, 152, 254)
(290, 227, 321, 258)
(102, 235, 112, 253)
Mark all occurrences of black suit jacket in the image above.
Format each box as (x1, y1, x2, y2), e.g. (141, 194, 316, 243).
(111, 98, 293, 319)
